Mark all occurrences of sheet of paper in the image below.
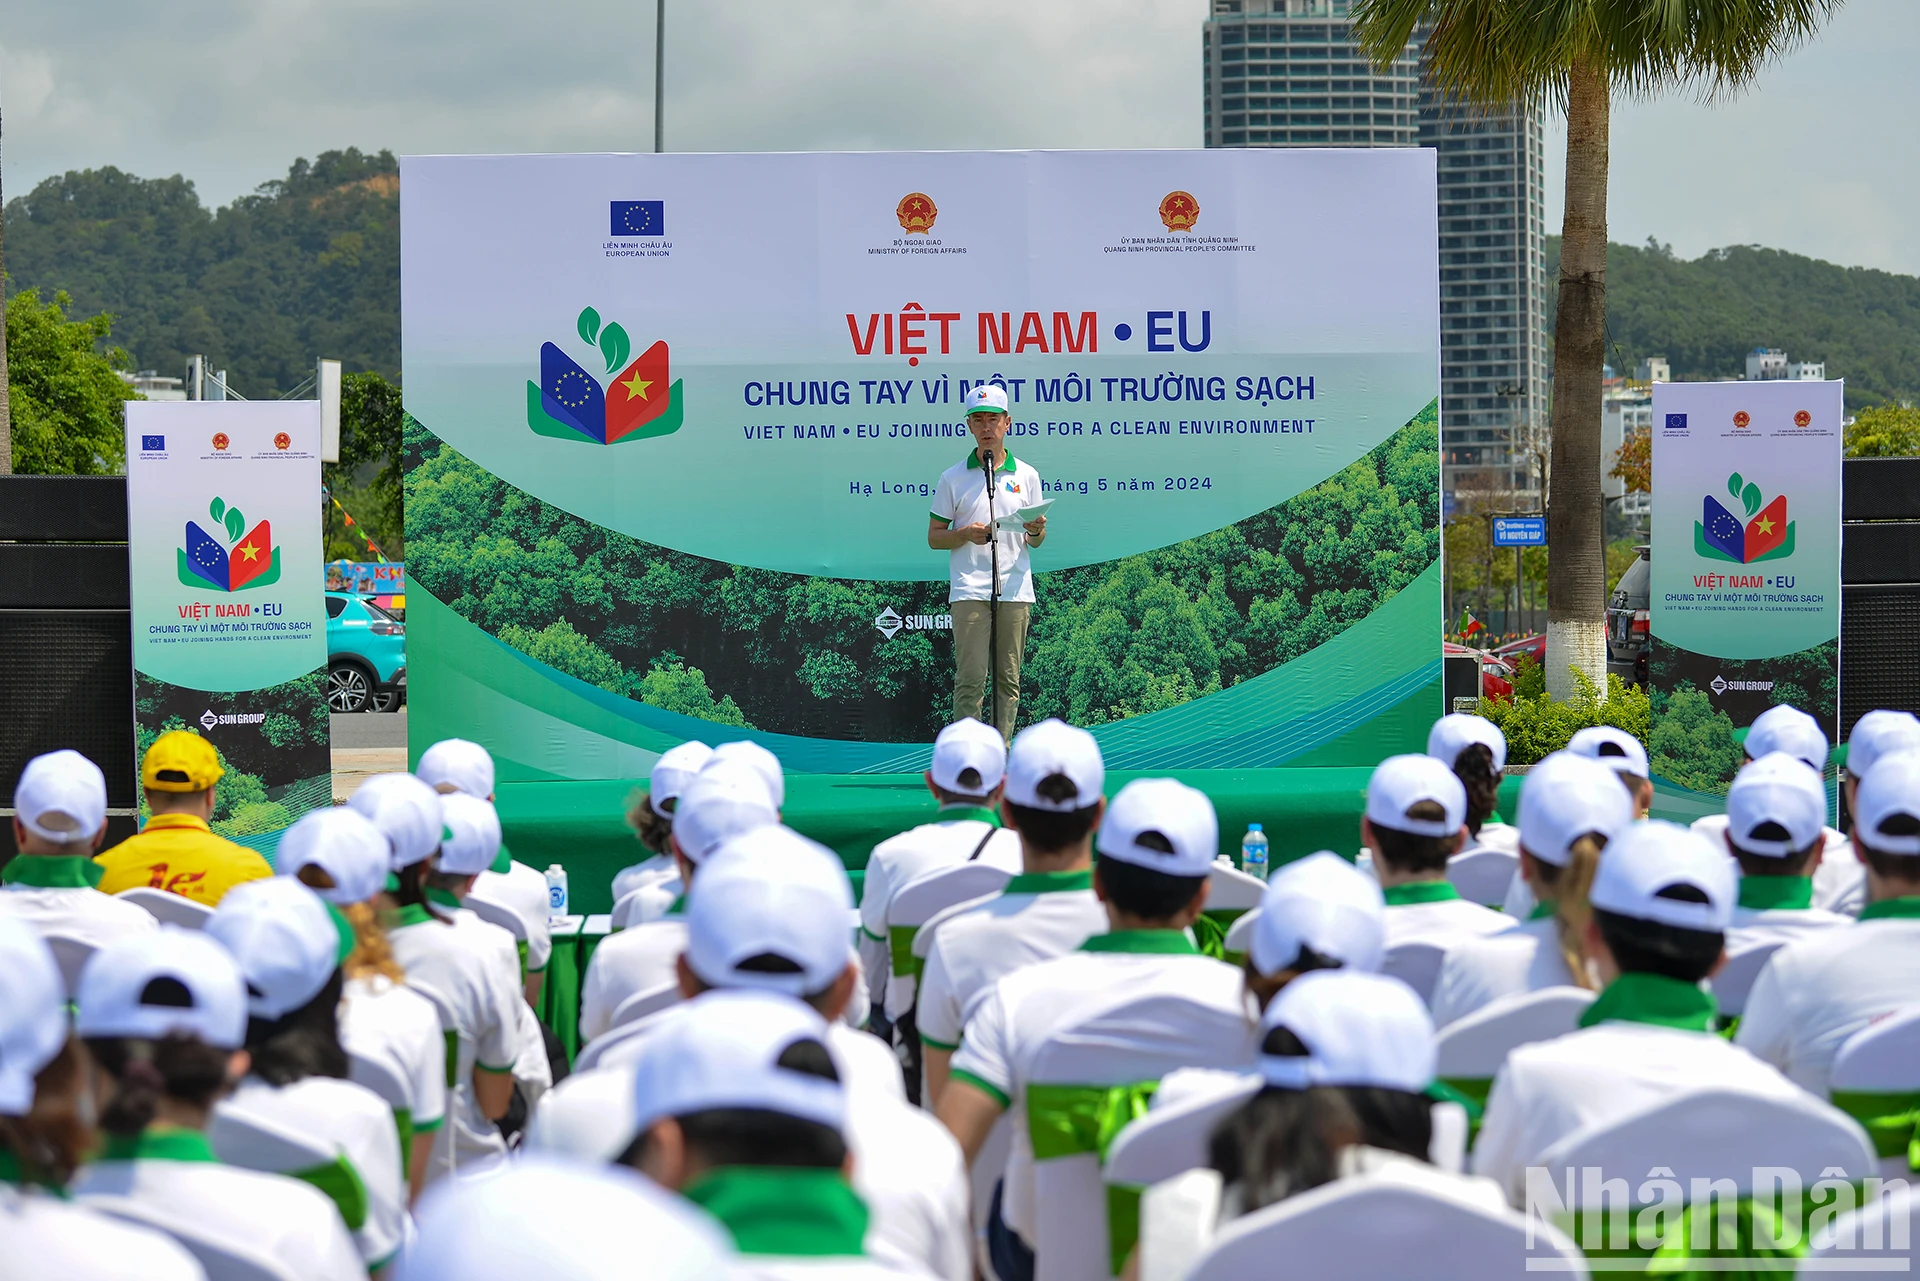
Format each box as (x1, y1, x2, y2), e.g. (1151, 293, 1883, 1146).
(994, 499, 1054, 531)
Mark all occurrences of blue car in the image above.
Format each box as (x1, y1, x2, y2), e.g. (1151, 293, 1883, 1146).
(326, 591, 407, 713)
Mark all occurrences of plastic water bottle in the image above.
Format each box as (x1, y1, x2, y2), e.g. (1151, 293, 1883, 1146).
(545, 864, 569, 921)
(1241, 823, 1269, 882)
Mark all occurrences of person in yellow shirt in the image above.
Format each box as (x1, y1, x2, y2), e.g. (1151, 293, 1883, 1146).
(94, 730, 272, 905)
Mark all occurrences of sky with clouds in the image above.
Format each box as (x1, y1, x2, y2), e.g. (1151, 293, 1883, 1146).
(3, 0, 1915, 276)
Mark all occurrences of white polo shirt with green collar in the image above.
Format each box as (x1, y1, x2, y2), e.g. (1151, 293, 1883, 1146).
(1381, 880, 1514, 953)
(339, 972, 448, 1152)
(914, 869, 1108, 1053)
(1, 1165, 205, 1281)
(930, 450, 1044, 604)
(859, 804, 1023, 1020)
(1428, 912, 1576, 1028)
(682, 1166, 920, 1279)
(0, 854, 158, 950)
(1725, 875, 1853, 953)
(1693, 814, 1865, 916)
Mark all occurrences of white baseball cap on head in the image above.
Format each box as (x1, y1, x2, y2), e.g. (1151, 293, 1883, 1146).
(649, 741, 715, 818)
(0, 915, 68, 1114)
(628, 989, 844, 1136)
(401, 1157, 732, 1281)
(1725, 752, 1828, 857)
(1426, 713, 1506, 774)
(930, 719, 1008, 797)
(1587, 821, 1735, 933)
(275, 806, 390, 906)
(671, 761, 779, 865)
(1248, 851, 1386, 976)
(435, 793, 503, 878)
(206, 877, 352, 1020)
(686, 826, 854, 997)
(1004, 719, 1105, 812)
(1096, 778, 1218, 877)
(416, 739, 496, 799)
(1567, 726, 1651, 779)
(1257, 971, 1435, 1093)
(1740, 705, 1829, 774)
(348, 772, 445, 871)
(14, 748, 108, 845)
(76, 928, 249, 1049)
(1365, 754, 1466, 839)
(1517, 751, 1633, 867)
(1843, 710, 1920, 781)
(963, 383, 1010, 416)
(1852, 749, 1920, 857)
(709, 740, 784, 810)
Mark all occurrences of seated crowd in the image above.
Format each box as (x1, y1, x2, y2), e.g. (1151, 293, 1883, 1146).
(3, 703, 1918, 1277)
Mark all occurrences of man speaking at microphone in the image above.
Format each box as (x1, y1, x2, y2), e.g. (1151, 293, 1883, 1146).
(927, 384, 1047, 740)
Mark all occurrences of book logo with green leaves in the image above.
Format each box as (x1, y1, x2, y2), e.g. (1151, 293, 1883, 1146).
(179, 497, 281, 592)
(528, 306, 684, 444)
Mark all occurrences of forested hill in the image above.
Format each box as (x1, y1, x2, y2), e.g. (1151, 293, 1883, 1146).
(3, 148, 398, 398)
(1546, 235, 1920, 411)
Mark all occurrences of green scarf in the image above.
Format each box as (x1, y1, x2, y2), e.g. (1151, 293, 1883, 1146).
(425, 887, 464, 911)
(0, 1148, 65, 1193)
(2, 855, 105, 889)
(1381, 881, 1460, 906)
(102, 1128, 220, 1163)
(1736, 877, 1813, 912)
(1859, 896, 1920, 922)
(1078, 930, 1197, 955)
(683, 1167, 869, 1257)
(1578, 972, 1717, 1033)
(1003, 869, 1093, 895)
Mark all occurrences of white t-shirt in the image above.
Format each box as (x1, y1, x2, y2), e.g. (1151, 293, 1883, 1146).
(611, 878, 683, 931)
(950, 939, 1247, 1245)
(469, 860, 554, 973)
(214, 1075, 408, 1269)
(930, 451, 1044, 604)
(847, 1092, 972, 1281)
(860, 810, 1022, 1018)
(1692, 815, 1865, 916)
(1726, 901, 1853, 953)
(443, 903, 553, 1103)
(72, 1135, 364, 1281)
(0, 879, 158, 951)
(339, 973, 449, 1139)
(1381, 886, 1514, 953)
(0, 1182, 207, 1281)
(915, 873, 1108, 1050)
(580, 917, 688, 1043)
(1734, 910, 1920, 1096)
(1428, 917, 1581, 1028)
(610, 853, 678, 907)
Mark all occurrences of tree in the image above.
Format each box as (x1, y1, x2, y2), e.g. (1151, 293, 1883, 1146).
(1352, 0, 1841, 700)
(6, 288, 137, 474)
(325, 370, 405, 559)
(1610, 424, 1649, 494)
(1, 102, 11, 476)
(1845, 404, 1920, 458)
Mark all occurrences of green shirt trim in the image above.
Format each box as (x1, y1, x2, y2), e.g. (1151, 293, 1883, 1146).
(425, 887, 464, 911)
(1528, 899, 1557, 922)
(920, 1032, 960, 1052)
(1078, 929, 1197, 956)
(102, 1127, 220, 1163)
(1737, 876, 1814, 912)
(666, 893, 687, 917)
(1004, 869, 1094, 896)
(1860, 896, 1920, 922)
(936, 804, 1001, 827)
(930, 510, 951, 527)
(394, 903, 438, 929)
(957, 448, 1018, 474)
(1578, 972, 1718, 1033)
(0, 1148, 65, 1193)
(1382, 881, 1461, 906)
(949, 1068, 1011, 1108)
(1, 855, 105, 889)
(683, 1167, 870, 1258)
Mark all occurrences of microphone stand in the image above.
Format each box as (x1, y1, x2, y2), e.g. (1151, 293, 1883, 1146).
(982, 447, 999, 736)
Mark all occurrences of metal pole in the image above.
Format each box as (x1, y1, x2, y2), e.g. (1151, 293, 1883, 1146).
(654, 0, 665, 153)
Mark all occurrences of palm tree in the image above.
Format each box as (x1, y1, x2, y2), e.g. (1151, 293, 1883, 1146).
(1350, 0, 1840, 698)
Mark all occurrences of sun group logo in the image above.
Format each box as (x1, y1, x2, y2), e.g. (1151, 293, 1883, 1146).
(179, 497, 280, 592)
(1697, 472, 1794, 565)
(200, 709, 219, 730)
(528, 306, 684, 445)
(873, 606, 953, 640)
(1159, 191, 1200, 233)
(1709, 676, 1775, 697)
(199, 708, 267, 730)
(896, 193, 937, 235)
(874, 607, 904, 639)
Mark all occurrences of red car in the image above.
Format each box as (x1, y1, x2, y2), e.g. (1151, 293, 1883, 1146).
(1493, 633, 1545, 673)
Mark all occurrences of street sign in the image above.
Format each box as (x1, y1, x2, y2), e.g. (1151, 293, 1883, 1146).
(1491, 516, 1546, 547)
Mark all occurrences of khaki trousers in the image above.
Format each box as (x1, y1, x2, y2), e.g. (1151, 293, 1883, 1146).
(951, 600, 1030, 740)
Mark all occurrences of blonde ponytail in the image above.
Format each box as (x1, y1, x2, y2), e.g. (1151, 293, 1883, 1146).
(1552, 834, 1606, 990)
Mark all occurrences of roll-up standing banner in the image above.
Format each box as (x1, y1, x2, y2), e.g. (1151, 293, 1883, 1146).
(126, 402, 332, 854)
(1649, 380, 1843, 817)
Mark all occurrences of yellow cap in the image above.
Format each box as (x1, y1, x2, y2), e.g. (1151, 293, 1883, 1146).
(143, 730, 225, 793)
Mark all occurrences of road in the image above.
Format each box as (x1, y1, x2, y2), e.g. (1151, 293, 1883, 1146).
(331, 709, 407, 801)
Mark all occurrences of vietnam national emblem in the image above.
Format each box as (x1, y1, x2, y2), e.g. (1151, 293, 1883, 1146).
(896, 193, 938, 235)
(1159, 190, 1200, 233)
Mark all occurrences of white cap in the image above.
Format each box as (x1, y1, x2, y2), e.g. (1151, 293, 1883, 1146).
(400, 1157, 731, 1281)
(931, 719, 1008, 797)
(206, 877, 350, 1020)
(1567, 726, 1651, 779)
(275, 806, 391, 905)
(1852, 749, 1920, 857)
(709, 740, 784, 810)
(964, 383, 1010, 416)
(416, 739, 496, 799)
(649, 741, 715, 818)
(1587, 821, 1735, 933)
(686, 826, 854, 996)
(1725, 752, 1828, 857)
(76, 928, 249, 1049)
(1004, 719, 1104, 812)
(436, 793, 503, 878)
(1248, 851, 1386, 976)
(1096, 778, 1218, 877)
(1844, 710, 1920, 781)
(1516, 751, 1634, 867)
(1741, 705, 1830, 774)
(671, 761, 779, 865)
(0, 915, 68, 1114)
(348, 772, 445, 871)
(14, 749, 108, 845)
(629, 989, 843, 1136)
(1426, 713, 1506, 774)
(1258, 971, 1434, 1093)
(1365, 754, 1466, 839)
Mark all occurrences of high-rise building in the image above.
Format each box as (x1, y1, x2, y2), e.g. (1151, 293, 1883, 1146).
(1201, 0, 1549, 513)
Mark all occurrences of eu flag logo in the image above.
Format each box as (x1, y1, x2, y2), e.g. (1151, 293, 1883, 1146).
(1665, 413, 1688, 430)
(610, 200, 664, 237)
(142, 435, 165, 451)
